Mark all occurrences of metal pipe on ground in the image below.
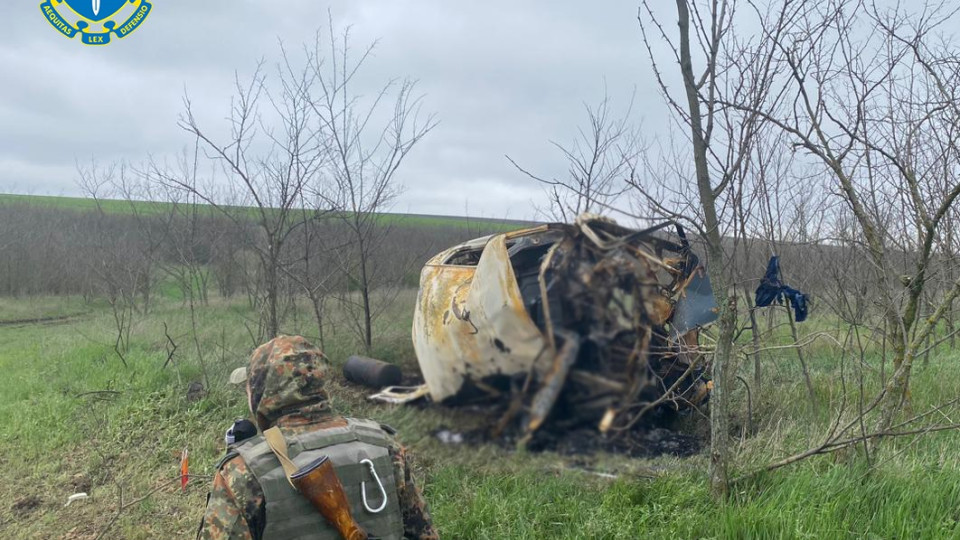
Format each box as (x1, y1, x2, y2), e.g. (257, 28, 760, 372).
(343, 356, 403, 389)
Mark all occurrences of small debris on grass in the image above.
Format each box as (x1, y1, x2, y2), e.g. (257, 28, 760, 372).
(567, 467, 619, 480)
(370, 385, 431, 404)
(64, 493, 89, 507)
(433, 429, 465, 445)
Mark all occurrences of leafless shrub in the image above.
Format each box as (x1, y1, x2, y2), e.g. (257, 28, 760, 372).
(507, 91, 640, 221)
(304, 21, 437, 351)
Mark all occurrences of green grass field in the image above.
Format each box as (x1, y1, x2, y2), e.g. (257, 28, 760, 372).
(1, 293, 960, 539)
(0, 193, 533, 231)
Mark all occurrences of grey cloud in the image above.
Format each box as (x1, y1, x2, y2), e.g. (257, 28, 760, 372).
(1, 0, 669, 219)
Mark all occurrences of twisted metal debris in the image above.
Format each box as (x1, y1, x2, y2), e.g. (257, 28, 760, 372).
(392, 215, 718, 443)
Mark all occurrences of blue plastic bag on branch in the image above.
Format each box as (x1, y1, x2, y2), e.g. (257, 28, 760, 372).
(755, 256, 808, 322)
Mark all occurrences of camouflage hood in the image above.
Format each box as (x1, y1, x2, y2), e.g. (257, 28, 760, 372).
(246, 335, 334, 430)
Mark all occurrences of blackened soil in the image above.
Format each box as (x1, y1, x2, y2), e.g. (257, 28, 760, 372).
(526, 426, 701, 458)
(11, 495, 42, 516)
(362, 367, 704, 458)
(433, 424, 701, 458)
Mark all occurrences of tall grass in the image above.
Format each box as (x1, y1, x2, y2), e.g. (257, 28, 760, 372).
(1, 294, 959, 538)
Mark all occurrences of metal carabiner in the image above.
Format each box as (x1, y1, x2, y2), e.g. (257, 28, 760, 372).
(360, 458, 388, 513)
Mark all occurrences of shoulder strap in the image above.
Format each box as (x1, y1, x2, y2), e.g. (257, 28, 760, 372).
(214, 450, 240, 472)
(263, 426, 299, 488)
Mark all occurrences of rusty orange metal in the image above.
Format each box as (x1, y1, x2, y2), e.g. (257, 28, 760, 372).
(412, 230, 549, 401)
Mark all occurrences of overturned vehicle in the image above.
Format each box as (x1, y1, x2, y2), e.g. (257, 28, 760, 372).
(381, 215, 718, 443)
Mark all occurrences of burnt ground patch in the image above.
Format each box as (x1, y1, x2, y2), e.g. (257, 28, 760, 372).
(10, 494, 42, 517)
(342, 365, 706, 459)
(423, 383, 707, 459)
(432, 420, 703, 459)
(525, 426, 701, 458)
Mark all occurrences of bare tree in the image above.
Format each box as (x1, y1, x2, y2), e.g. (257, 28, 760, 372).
(76, 161, 149, 367)
(139, 146, 224, 388)
(507, 91, 640, 221)
(636, 0, 779, 496)
(163, 48, 327, 338)
(306, 23, 436, 351)
(723, 0, 960, 430)
(284, 205, 338, 349)
(737, 133, 832, 408)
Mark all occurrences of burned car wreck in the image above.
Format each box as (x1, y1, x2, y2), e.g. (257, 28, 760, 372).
(379, 215, 718, 444)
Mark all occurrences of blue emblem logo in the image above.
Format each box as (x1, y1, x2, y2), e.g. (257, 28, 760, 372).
(40, 0, 152, 45)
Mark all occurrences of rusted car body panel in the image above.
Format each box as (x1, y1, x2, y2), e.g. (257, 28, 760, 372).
(413, 233, 548, 401)
(410, 215, 718, 440)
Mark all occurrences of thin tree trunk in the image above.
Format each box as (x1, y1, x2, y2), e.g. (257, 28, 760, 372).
(360, 255, 372, 352)
(881, 317, 887, 386)
(267, 252, 280, 338)
(745, 292, 762, 393)
(710, 294, 736, 496)
(948, 292, 956, 350)
(786, 300, 817, 414)
(354, 224, 373, 351)
(310, 293, 326, 351)
(675, 0, 731, 498)
(878, 313, 910, 429)
(922, 296, 932, 366)
(188, 291, 210, 391)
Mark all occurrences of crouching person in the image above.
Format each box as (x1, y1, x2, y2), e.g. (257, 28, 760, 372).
(198, 335, 438, 540)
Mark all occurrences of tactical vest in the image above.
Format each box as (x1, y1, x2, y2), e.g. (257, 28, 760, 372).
(234, 418, 404, 540)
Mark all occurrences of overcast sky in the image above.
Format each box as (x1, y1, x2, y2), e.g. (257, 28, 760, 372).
(1, 1, 679, 220)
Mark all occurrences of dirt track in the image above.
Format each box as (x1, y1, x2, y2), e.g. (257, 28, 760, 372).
(0, 313, 86, 327)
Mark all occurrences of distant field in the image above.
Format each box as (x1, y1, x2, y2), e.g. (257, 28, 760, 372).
(0, 193, 537, 231)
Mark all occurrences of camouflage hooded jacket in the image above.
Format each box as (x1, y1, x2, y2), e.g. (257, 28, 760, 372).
(197, 336, 438, 540)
